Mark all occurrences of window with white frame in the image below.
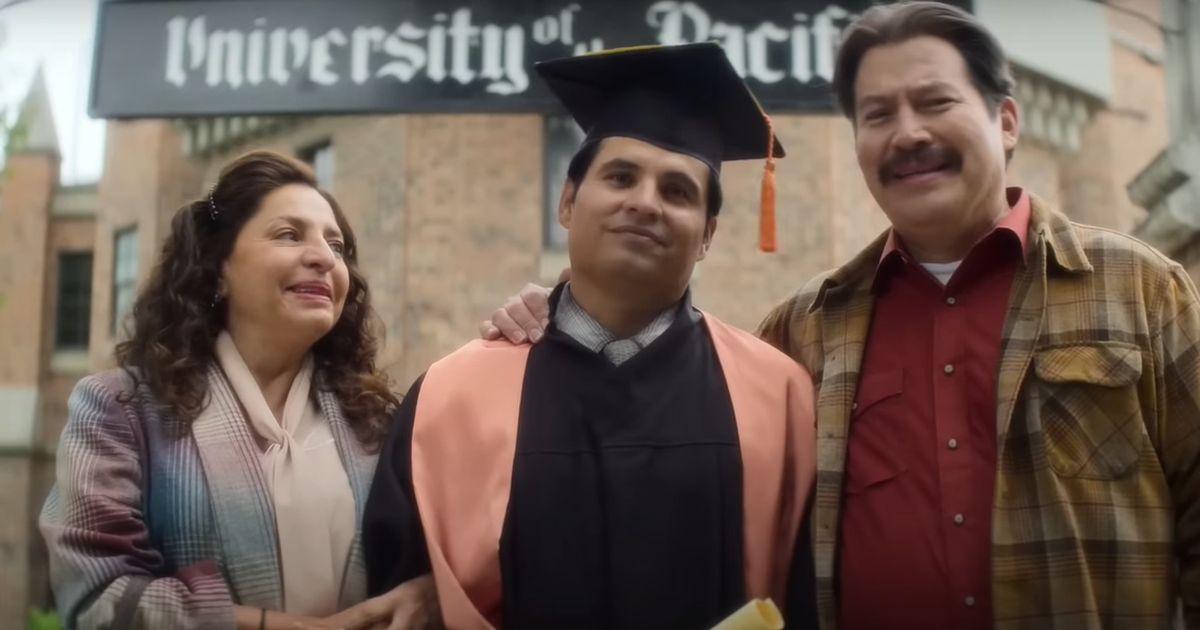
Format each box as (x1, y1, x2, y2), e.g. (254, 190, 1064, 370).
(111, 227, 138, 334)
(300, 141, 335, 190)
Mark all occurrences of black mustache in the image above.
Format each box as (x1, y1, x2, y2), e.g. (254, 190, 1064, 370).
(880, 145, 962, 184)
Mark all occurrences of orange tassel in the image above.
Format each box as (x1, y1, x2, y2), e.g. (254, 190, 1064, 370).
(759, 115, 778, 253)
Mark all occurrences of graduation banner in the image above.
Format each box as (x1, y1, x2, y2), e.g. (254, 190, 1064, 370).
(91, 0, 971, 118)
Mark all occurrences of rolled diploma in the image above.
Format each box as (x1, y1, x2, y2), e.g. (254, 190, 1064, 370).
(710, 598, 785, 630)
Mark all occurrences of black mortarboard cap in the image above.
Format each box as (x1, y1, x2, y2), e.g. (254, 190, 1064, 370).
(536, 42, 785, 252)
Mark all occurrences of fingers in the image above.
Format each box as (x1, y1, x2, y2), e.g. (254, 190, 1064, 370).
(484, 284, 553, 344)
(385, 575, 441, 630)
(479, 319, 501, 340)
(490, 306, 529, 344)
(385, 608, 431, 630)
(377, 595, 417, 630)
(504, 293, 544, 342)
(494, 289, 543, 343)
(518, 284, 553, 333)
(326, 597, 389, 630)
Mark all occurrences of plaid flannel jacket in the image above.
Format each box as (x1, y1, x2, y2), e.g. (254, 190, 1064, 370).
(759, 195, 1200, 630)
(39, 367, 377, 629)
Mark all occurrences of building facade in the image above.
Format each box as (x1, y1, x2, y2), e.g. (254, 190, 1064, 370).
(0, 69, 99, 623)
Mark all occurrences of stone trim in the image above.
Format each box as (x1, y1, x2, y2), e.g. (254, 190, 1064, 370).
(1131, 133, 1200, 256)
(1013, 66, 1099, 153)
(176, 116, 309, 157)
(0, 387, 38, 450)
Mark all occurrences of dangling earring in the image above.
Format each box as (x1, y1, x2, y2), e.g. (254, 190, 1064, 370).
(210, 291, 222, 309)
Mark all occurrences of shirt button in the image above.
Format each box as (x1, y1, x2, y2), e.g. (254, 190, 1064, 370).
(946, 296, 957, 306)
(953, 513, 965, 525)
(943, 364, 955, 375)
(965, 595, 976, 607)
(948, 438, 959, 450)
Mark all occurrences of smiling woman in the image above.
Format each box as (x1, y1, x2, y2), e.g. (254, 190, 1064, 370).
(39, 151, 440, 629)
(120, 151, 384, 445)
(219, 181, 352, 378)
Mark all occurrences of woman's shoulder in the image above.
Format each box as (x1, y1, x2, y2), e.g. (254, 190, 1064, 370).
(68, 368, 164, 427)
(73, 367, 144, 402)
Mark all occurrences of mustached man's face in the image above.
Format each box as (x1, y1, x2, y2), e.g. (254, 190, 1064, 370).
(853, 36, 1018, 241)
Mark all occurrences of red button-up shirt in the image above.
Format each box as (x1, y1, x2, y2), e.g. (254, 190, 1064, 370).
(838, 189, 1031, 630)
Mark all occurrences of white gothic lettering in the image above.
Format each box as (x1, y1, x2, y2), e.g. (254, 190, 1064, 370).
(163, 2, 854, 97)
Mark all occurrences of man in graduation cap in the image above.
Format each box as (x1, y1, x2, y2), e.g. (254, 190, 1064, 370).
(362, 42, 817, 630)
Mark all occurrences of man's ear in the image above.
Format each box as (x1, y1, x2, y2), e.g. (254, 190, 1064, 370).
(999, 95, 1020, 158)
(558, 180, 577, 229)
(697, 216, 718, 261)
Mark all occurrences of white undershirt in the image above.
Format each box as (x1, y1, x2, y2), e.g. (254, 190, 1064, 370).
(919, 260, 962, 286)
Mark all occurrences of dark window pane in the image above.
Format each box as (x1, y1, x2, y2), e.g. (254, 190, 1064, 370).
(55, 252, 93, 349)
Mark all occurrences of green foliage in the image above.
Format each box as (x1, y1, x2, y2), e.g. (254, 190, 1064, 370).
(28, 607, 62, 630)
(0, 103, 26, 179)
(3, 103, 27, 156)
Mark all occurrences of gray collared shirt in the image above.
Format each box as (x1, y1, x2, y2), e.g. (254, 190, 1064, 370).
(554, 285, 683, 366)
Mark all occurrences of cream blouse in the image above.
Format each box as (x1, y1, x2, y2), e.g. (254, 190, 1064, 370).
(215, 331, 356, 615)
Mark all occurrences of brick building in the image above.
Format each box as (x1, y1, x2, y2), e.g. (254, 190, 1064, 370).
(0, 0, 1177, 624)
(1, 68, 98, 624)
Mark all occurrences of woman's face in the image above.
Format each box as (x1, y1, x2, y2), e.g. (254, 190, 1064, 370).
(220, 184, 351, 352)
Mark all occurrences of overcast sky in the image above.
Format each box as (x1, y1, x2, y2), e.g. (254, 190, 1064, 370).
(1, 0, 105, 184)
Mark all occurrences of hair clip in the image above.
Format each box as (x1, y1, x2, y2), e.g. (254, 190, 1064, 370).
(207, 187, 220, 221)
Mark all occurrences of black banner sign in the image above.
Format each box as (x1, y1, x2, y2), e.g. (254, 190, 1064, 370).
(91, 0, 971, 118)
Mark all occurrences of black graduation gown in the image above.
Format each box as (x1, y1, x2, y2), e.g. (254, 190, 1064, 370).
(363, 298, 816, 629)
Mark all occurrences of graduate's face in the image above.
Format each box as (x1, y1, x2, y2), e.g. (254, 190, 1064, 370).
(853, 36, 1018, 240)
(220, 184, 350, 351)
(559, 137, 716, 294)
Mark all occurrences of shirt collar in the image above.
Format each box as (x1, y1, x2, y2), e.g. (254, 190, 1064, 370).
(873, 187, 1032, 289)
(553, 283, 684, 355)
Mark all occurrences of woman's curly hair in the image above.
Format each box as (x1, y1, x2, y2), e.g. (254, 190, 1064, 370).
(115, 150, 398, 448)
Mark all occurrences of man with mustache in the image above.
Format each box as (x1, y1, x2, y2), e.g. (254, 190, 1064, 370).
(484, 3, 1200, 628)
(364, 43, 818, 629)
